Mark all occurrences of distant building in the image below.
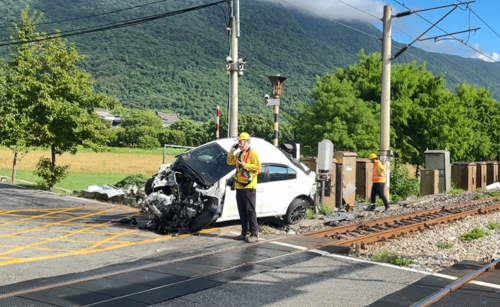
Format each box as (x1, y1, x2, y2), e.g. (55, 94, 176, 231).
(96, 111, 122, 127)
(156, 112, 182, 127)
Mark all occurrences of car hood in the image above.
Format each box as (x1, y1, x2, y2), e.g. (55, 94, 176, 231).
(174, 142, 235, 187)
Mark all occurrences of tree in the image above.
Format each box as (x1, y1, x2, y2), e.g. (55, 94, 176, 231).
(0, 63, 32, 183)
(158, 128, 187, 146)
(292, 74, 380, 157)
(4, 7, 115, 189)
(295, 50, 487, 164)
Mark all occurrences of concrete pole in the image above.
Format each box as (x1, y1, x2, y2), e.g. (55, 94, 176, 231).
(380, 5, 392, 199)
(228, 15, 239, 138)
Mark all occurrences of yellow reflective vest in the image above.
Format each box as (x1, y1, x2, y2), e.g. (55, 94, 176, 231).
(227, 149, 261, 189)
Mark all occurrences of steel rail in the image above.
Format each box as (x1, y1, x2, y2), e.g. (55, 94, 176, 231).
(410, 258, 500, 307)
(306, 196, 500, 249)
(335, 202, 500, 247)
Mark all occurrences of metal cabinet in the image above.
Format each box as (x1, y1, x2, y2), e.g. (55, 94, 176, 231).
(451, 162, 476, 192)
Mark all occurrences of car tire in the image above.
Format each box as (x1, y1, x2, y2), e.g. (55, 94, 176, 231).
(145, 177, 154, 195)
(283, 198, 307, 225)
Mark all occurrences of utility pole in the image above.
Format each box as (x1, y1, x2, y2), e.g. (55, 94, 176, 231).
(378, 2, 476, 199)
(227, 0, 242, 138)
(380, 5, 392, 199)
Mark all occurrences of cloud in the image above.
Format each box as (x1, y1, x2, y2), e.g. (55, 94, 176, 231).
(470, 44, 500, 62)
(258, 0, 387, 22)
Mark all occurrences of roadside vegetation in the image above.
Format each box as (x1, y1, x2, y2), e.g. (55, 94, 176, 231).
(436, 243, 453, 249)
(460, 228, 488, 241)
(370, 250, 415, 266)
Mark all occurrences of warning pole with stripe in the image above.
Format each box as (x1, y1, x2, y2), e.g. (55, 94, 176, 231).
(273, 105, 279, 146)
(268, 75, 287, 147)
(216, 106, 220, 140)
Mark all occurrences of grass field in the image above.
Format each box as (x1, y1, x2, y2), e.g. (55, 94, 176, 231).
(0, 147, 187, 191)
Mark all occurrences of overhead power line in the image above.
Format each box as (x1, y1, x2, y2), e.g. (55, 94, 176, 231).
(279, 0, 485, 81)
(469, 8, 500, 41)
(0, 0, 176, 30)
(278, 0, 380, 39)
(0, 0, 229, 47)
(392, 0, 500, 64)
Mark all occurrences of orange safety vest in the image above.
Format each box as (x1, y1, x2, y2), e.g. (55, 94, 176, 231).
(373, 161, 386, 183)
(235, 150, 254, 186)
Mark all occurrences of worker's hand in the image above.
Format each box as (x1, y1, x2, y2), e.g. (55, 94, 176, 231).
(230, 143, 238, 153)
(238, 160, 245, 168)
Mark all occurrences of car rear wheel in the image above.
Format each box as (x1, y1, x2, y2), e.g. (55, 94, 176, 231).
(283, 198, 307, 224)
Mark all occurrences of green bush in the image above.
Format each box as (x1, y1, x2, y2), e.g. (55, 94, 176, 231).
(436, 243, 453, 249)
(460, 228, 488, 241)
(319, 203, 333, 215)
(137, 135, 161, 149)
(305, 208, 318, 219)
(371, 250, 415, 266)
(486, 191, 500, 197)
(487, 222, 500, 230)
(390, 160, 420, 201)
(33, 158, 70, 190)
(115, 174, 149, 188)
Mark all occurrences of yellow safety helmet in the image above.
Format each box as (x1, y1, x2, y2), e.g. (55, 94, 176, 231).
(238, 132, 251, 141)
(369, 153, 378, 160)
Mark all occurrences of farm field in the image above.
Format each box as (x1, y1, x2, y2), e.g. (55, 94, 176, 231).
(0, 147, 185, 191)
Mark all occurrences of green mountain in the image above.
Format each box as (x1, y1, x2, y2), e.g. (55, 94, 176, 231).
(1, 0, 500, 122)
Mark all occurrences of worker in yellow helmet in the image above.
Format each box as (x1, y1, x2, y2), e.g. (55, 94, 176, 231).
(367, 153, 391, 212)
(227, 132, 262, 243)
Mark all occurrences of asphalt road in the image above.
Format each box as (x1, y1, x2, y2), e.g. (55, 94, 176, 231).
(0, 183, 241, 286)
(146, 253, 428, 307)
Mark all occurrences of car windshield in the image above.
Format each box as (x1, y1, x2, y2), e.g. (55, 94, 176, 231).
(177, 142, 234, 186)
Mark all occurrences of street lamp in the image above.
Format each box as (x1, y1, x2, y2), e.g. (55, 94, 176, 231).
(265, 74, 287, 146)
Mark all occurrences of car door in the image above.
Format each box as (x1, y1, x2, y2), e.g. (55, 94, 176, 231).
(219, 171, 239, 221)
(256, 165, 268, 214)
(259, 164, 297, 215)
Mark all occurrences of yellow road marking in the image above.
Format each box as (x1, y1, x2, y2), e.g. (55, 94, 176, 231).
(0, 206, 221, 266)
(0, 208, 115, 239)
(0, 207, 80, 227)
(0, 228, 219, 266)
(0, 245, 73, 252)
(83, 229, 139, 251)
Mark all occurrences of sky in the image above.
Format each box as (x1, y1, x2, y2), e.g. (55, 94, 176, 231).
(262, 0, 500, 63)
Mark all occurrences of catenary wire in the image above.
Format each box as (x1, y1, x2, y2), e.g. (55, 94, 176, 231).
(280, 0, 484, 81)
(0, 1, 229, 47)
(392, 0, 500, 64)
(468, 8, 500, 41)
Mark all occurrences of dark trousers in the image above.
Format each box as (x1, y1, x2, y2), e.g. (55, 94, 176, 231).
(371, 182, 390, 208)
(236, 188, 258, 236)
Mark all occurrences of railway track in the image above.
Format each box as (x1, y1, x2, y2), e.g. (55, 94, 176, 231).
(410, 257, 500, 307)
(305, 196, 500, 250)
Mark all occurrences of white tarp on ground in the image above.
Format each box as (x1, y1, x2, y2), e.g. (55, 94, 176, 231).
(486, 182, 500, 190)
(87, 184, 125, 198)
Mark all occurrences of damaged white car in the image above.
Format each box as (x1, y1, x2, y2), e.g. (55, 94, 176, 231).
(140, 137, 317, 234)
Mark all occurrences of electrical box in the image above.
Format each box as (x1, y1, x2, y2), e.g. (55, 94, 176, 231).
(424, 149, 451, 193)
(356, 158, 373, 201)
(334, 151, 357, 209)
(300, 157, 336, 211)
(452, 162, 476, 192)
(486, 161, 499, 185)
(420, 169, 439, 196)
(317, 140, 333, 172)
(476, 162, 487, 190)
